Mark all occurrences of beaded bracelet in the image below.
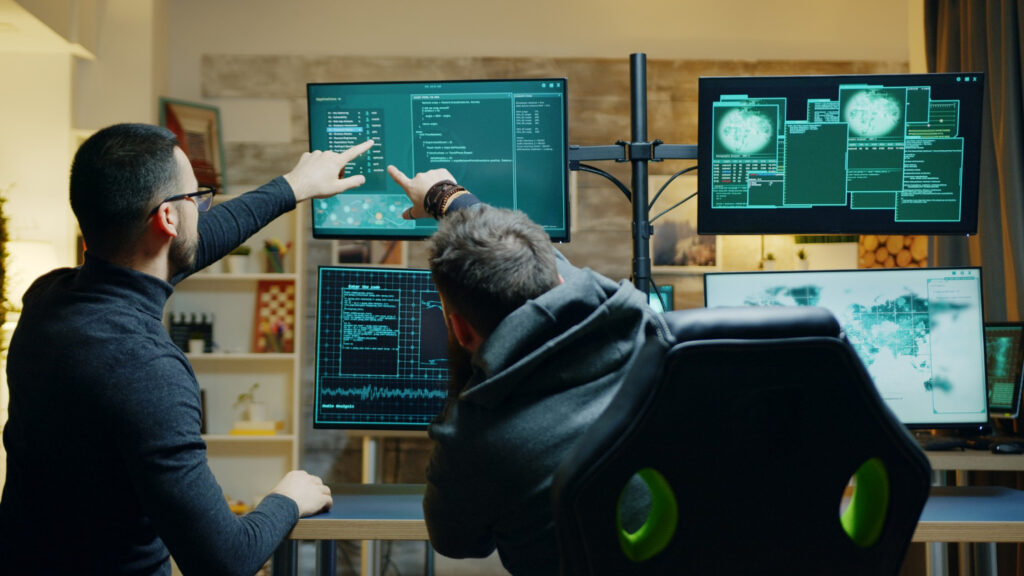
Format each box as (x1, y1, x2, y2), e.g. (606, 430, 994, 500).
(423, 180, 460, 217)
(424, 180, 466, 218)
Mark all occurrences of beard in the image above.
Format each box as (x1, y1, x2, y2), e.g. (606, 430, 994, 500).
(446, 329, 474, 400)
(168, 231, 198, 276)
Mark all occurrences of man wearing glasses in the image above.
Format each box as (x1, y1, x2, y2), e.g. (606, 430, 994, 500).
(0, 123, 373, 575)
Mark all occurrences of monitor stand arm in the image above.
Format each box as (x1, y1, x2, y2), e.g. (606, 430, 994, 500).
(568, 53, 698, 294)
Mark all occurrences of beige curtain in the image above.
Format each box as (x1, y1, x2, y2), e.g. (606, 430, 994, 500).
(925, 0, 1024, 321)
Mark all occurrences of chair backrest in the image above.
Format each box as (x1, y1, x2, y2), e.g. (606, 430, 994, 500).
(552, 306, 932, 575)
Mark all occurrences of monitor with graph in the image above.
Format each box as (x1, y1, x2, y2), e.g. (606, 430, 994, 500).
(697, 72, 985, 235)
(307, 78, 570, 240)
(704, 267, 988, 429)
(314, 266, 449, 429)
(985, 322, 1024, 419)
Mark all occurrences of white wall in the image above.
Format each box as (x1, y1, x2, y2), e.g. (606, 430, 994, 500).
(166, 0, 911, 102)
(73, 0, 167, 130)
(0, 0, 917, 265)
(0, 52, 75, 264)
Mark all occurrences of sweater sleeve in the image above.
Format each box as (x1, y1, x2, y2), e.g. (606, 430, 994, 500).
(113, 350, 299, 576)
(171, 177, 297, 285)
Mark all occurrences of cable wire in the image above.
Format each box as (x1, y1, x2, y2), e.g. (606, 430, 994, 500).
(578, 163, 632, 202)
(648, 165, 698, 211)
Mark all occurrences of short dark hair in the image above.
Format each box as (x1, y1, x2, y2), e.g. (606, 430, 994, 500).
(428, 204, 560, 337)
(70, 123, 180, 258)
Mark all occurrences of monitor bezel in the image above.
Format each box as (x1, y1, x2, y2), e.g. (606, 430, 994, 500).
(702, 266, 989, 430)
(984, 321, 1024, 420)
(307, 77, 571, 241)
(696, 72, 985, 236)
(313, 264, 449, 431)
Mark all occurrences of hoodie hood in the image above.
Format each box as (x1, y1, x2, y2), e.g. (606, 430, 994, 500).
(461, 263, 654, 408)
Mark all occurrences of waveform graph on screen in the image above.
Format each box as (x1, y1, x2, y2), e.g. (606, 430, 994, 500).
(315, 266, 449, 429)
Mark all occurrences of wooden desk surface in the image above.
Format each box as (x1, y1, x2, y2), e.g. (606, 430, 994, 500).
(290, 483, 1024, 544)
(289, 483, 427, 541)
(927, 449, 1024, 472)
(914, 486, 1024, 542)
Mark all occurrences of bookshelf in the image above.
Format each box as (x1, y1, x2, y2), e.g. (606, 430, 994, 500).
(167, 201, 305, 510)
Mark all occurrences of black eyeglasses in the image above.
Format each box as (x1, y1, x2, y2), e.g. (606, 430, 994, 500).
(149, 186, 217, 216)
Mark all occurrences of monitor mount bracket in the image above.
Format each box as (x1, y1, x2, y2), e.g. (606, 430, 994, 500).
(567, 53, 698, 294)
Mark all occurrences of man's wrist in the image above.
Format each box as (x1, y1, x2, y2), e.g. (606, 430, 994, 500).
(424, 180, 465, 219)
(440, 190, 469, 216)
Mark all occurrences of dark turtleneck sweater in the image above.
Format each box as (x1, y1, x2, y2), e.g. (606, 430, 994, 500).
(0, 177, 299, 575)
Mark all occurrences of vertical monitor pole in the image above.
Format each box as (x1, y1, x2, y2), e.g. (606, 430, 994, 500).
(568, 53, 697, 294)
(630, 53, 652, 296)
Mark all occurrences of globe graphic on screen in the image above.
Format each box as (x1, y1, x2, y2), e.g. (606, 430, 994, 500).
(717, 108, 774, 154)
(844, 90, 901, 137)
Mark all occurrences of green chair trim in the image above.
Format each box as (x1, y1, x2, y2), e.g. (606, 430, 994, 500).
(617, 467, 679, 562)
(840, 456, 890, 547)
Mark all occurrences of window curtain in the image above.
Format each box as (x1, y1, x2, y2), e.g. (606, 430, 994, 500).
(925, 0, 1024, 321)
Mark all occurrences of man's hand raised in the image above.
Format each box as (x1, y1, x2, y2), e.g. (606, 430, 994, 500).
(387, 165, 457, 220)
(284, 140, 375, 203)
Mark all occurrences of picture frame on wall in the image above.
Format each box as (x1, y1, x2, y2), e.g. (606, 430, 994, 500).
(159, 98, 225, 190)
(650, 174, 720, 273)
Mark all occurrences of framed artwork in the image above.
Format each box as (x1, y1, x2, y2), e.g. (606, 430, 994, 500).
(159, 98, 225, 189)
(252, 280, 295, 353)
(650, 174, 720, 273)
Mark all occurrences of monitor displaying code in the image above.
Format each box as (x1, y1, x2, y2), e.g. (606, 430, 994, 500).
(984, 322, 1024, 419)
(705, 267, 988, 429)
(308, 78, 570, 240)
(697, 73, 984, 235)
(314, 266, 449, 429)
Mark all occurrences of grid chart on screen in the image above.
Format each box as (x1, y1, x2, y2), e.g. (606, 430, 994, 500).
(315, 266, 449, 428)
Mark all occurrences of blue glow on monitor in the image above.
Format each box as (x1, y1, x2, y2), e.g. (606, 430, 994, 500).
(314, 266, 449, 430)
(308, 78, 570, 240)
(704, 267, 987, 428)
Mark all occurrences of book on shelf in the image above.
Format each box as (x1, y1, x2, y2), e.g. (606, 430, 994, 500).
(229, 420, 284, 435)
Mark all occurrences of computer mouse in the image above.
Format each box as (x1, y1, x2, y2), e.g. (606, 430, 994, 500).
(991, 442, 1024, 454)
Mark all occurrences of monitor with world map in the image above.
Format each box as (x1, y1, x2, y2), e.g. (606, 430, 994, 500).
(697, 73, 985, 235)
(704, 267, 988, 429)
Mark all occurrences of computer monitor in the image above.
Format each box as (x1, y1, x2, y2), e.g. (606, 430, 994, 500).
(697, 73, 985, 235)
(985, 322, 1024, 419)
(307, 78, 570, 240)
(649, 284, 674, 313)
(704, 267, 988, 428)
(314, 266, 449, 430)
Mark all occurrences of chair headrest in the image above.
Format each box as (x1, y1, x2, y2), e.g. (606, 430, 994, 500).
(663, 306, 841, 344)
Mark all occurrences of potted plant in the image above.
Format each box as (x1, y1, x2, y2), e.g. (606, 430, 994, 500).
(233, 382, 266, 421)
(225, 245, 250, 274)
(796, 248, 809, 270)
(0, 190, 8, 328)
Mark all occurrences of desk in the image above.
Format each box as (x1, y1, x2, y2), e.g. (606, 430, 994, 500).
(273, 484, 427, 576)
(927, 450, 1024, 474)
(272, 482, 1024, 576)
(915, 486, 1024, 542)
(289, 483, 427, 541)
(926, 449, 1024, 575)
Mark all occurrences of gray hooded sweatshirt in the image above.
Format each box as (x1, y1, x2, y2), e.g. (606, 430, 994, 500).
(423, 251, 664, 575)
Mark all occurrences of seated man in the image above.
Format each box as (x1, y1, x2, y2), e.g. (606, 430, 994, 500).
(388, 166, 665, 575)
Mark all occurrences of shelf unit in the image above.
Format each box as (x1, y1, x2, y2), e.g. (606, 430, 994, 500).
(167, 202, 305, 508)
